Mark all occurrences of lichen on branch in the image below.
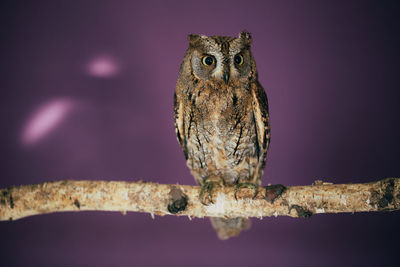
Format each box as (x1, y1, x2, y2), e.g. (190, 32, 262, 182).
(0, 178, 399, 221)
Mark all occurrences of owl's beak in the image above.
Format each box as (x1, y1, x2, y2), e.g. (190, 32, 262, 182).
(222, 72, 230, 84)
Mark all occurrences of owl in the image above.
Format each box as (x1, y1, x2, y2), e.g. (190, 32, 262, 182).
(174, 31, 270, 239)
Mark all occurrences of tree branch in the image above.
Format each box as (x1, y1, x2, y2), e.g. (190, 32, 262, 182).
(0, 178, 399, 221)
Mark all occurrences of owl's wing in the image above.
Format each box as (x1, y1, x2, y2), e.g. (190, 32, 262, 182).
(174, 92, 188, 159)
(251, 82, 271, 162)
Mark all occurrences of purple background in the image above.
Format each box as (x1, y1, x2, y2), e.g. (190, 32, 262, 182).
(1, 0, 400, 266)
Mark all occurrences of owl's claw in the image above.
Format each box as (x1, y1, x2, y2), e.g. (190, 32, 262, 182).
(199, 181, 218, 206)
(234, 182, 258, 200)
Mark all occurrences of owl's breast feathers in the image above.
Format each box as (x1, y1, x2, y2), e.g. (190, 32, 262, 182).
(174, 80, 270, 185)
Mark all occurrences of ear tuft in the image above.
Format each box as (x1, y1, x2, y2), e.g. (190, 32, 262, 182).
(238, 31, 252, 45)
(188, 34, 202, 46)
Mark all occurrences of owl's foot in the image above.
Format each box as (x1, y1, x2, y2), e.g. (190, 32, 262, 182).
(264, 184, 286, 203)
(234, 182, 258, 200)
(199, 181, 219, 206)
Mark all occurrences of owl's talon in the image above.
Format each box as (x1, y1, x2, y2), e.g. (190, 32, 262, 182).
(234, 182, 258, 200)
(199, 181, 218, 205)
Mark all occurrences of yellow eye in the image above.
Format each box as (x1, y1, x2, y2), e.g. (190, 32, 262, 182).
(234, 54, 244, 65)
(202, 56, 215, 66)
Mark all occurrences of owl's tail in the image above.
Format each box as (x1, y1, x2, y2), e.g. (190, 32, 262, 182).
(210, 217, 251, 240)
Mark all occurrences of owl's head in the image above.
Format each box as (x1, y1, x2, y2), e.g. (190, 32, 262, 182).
(185, 31, 257, 84)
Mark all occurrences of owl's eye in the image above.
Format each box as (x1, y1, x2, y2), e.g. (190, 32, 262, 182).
(234, 54, 244, 65)
(202, 56, 215, 66)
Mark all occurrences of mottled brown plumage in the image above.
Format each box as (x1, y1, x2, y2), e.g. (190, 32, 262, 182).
(174, 31, 270, 239)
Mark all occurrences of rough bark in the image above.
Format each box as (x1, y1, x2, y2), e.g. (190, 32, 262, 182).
(0, 178, 399, 221)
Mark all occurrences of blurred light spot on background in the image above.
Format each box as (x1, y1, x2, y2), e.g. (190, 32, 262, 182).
(87, 55, 119, 77)
(21, 98, 75, 146)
